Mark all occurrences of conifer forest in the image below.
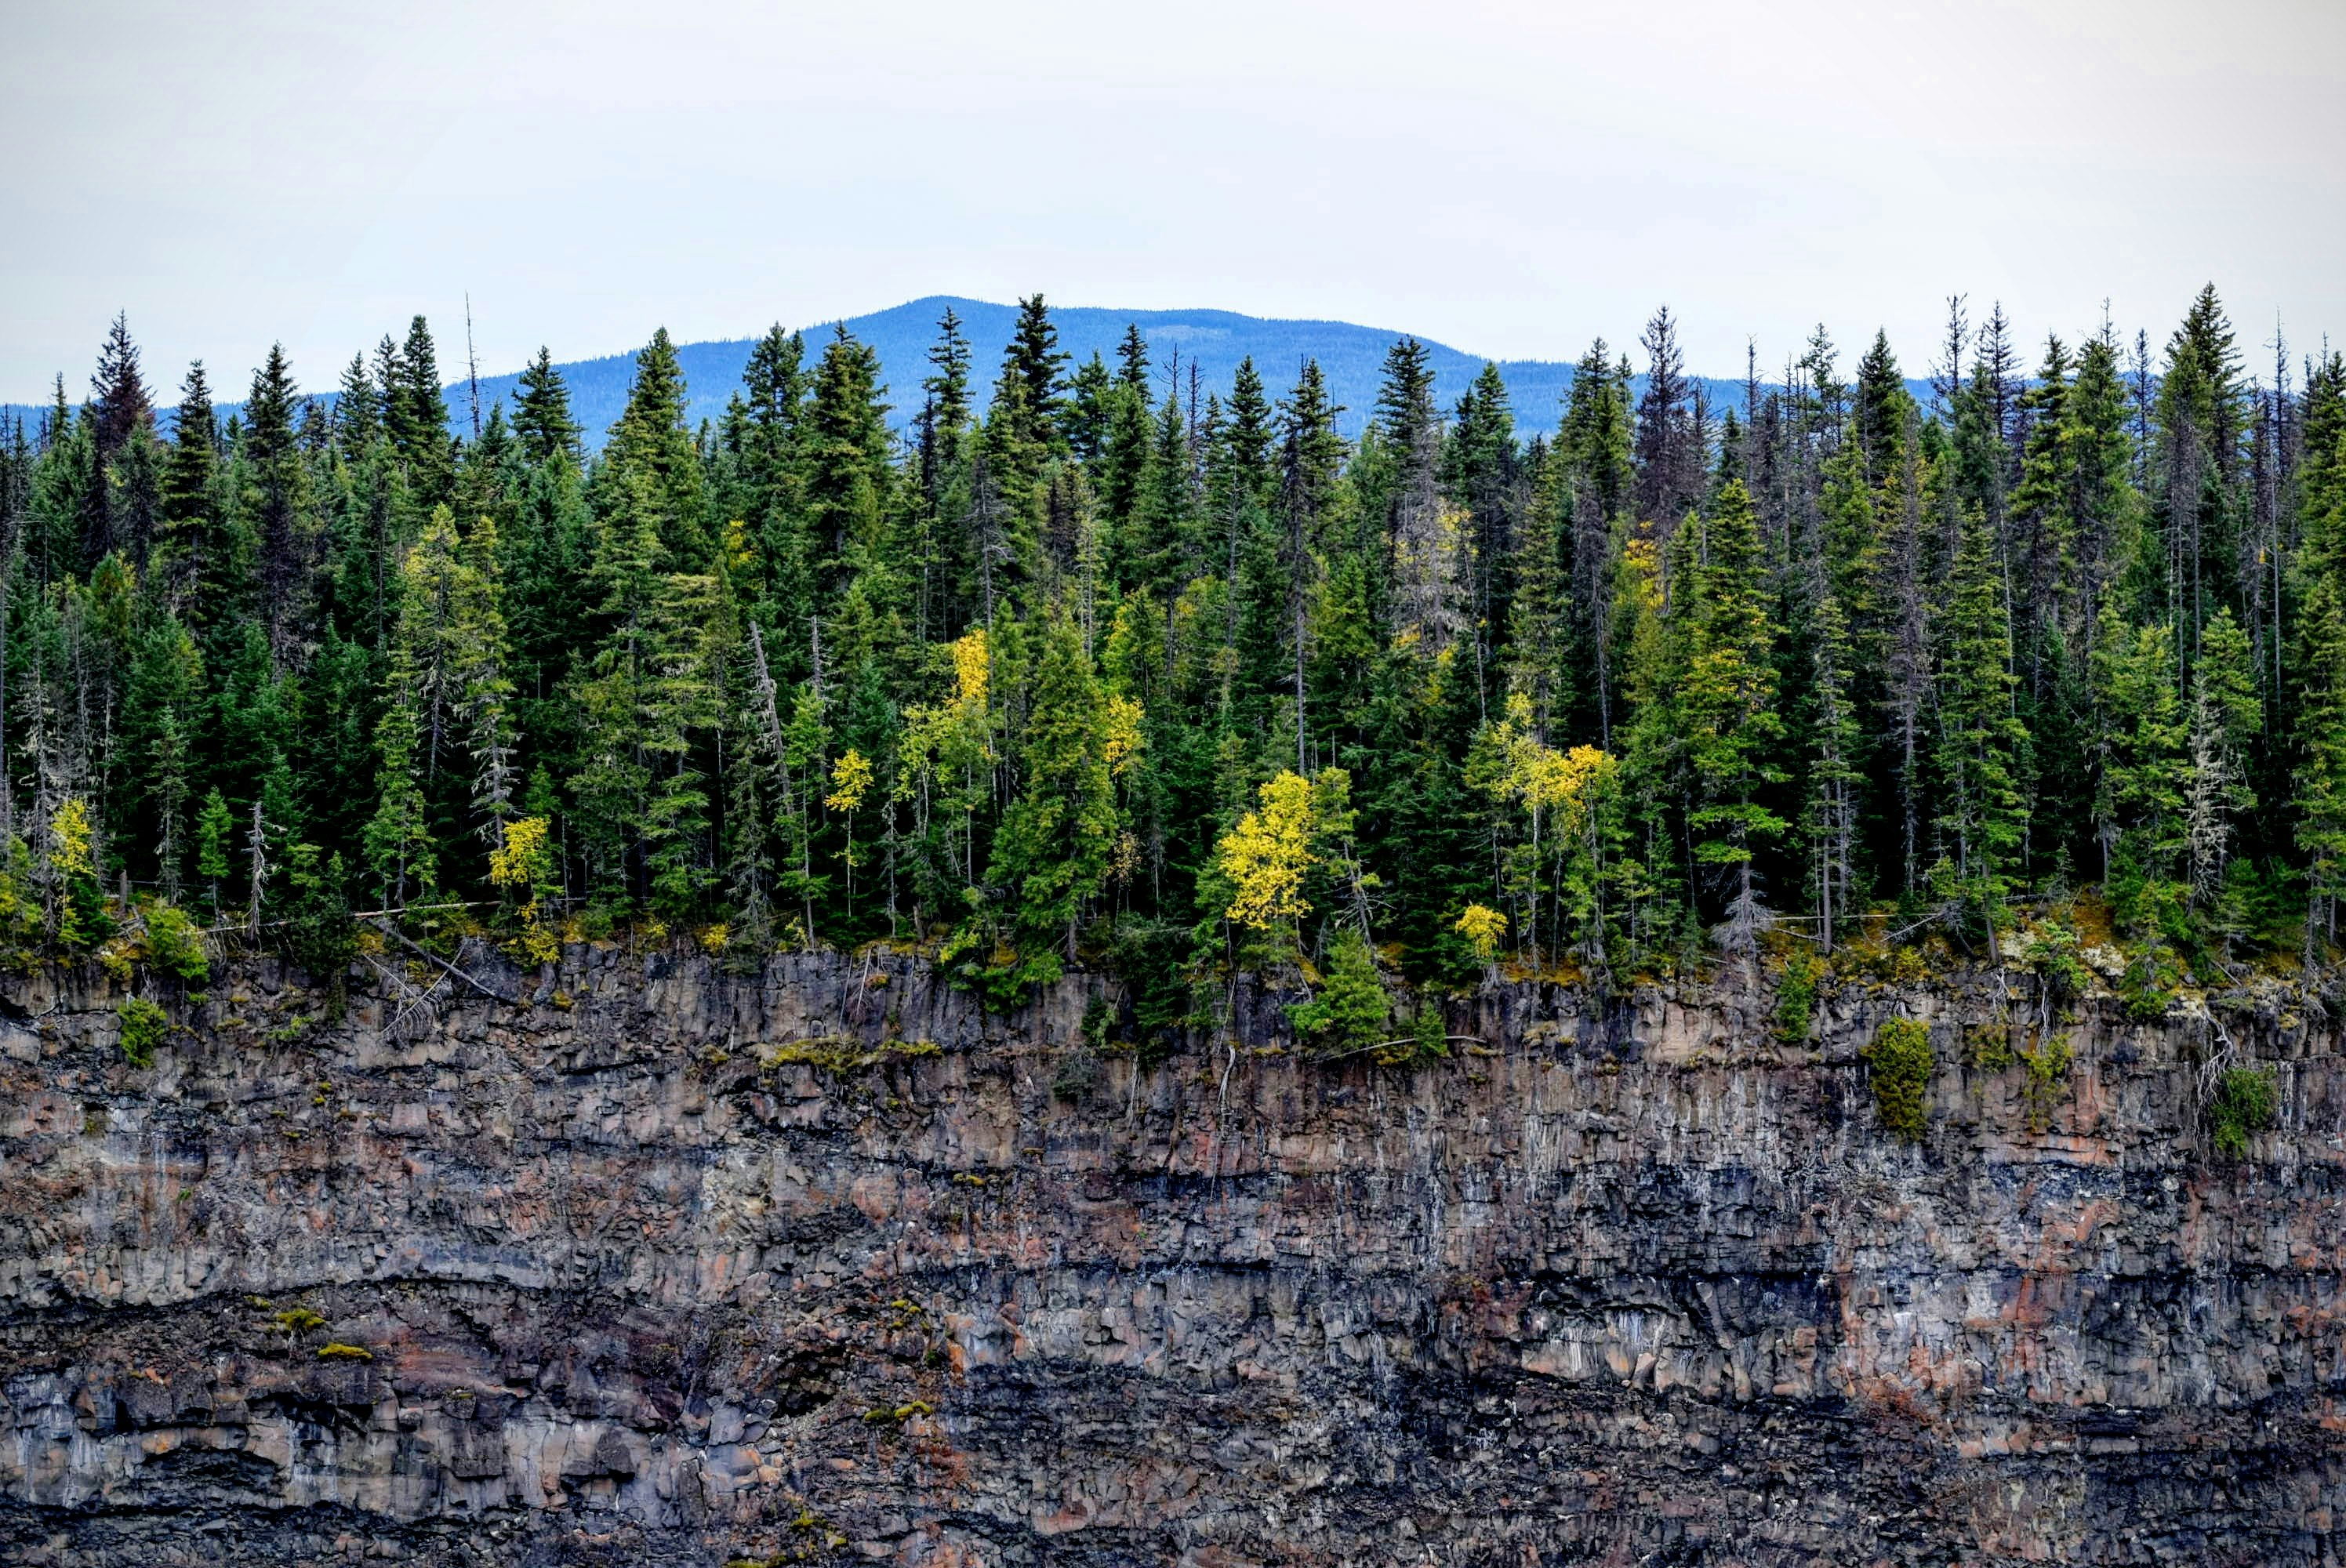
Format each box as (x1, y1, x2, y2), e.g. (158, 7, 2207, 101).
(2, 289, 2340, 1037)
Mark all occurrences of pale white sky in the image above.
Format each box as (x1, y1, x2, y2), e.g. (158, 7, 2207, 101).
(5, 0, 2344, 398)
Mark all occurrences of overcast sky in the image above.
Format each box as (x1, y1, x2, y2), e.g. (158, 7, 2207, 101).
(5, 0, 2344, 401)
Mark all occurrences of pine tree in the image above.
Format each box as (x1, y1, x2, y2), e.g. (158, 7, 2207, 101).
(638, 569, 720, 916)
(1375, 337, 1455, 649)
(458, 515, 520, 853)
(1001, 294, 1068, 446)
(1098, 330, 1154, 535)
(1276, 359, 1344, 769)
(89, 312, 153, 465)
(2091, 603, 2189, 925)
(1634, 308, 1701, 532)
(2295, 575, 2346, 950)
(2186, 604, 2257, 904)
(195, 786, 232, 920)
(801, 326, 894, 588)
(1851, 329, 1905, 485)
(1804, 589, 1862, 949)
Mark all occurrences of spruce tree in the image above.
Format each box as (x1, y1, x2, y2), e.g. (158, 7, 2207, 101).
(1933, 505, 2031, 947)
(336, 352, 380, 457)
(511, 347, 581, 465)
(89, 312, 154, 465)
(1680, 480, 1785, 946)
(986, 606, 1120, 980)
(603, 327, 706, 565)
(243, 344, 313, 664)
(390, 315, 454, 505)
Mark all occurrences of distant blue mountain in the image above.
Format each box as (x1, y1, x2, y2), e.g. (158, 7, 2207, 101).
(5, 296, 1939, 447)
(478, 296, 1691, 443)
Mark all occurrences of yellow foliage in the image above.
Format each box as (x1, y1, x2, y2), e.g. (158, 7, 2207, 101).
(1219, 771, 1319, 929)
(490, 817, 562, 964)
(722, 517, 757, 576)
(487, 816, 553, 893)
(1102, 693, 1145, 777)
(826, 749, 873, 812)
(518, 917, 560, 966)
(1455, 903, 1508, 961)
(1486, 694, 1615, 836)
(950, 628, 990, 708)
(699, 924, 730, 955)
(50, 797, 93, 880)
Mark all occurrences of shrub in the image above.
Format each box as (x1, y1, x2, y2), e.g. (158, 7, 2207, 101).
(272, 1306, 325, 1336)
(1049, 1049, 1100, 1101)
(1774, 953, 1821, 1043)
(144, 902, 212, 982)
(117, 997, 168, 1068)
(1862, 1018, 1933, 1142)
(2018, 920, 2086, 1007)
(2017, 1032, 2074, 1132)
(2207, 1065, 2277, 1158)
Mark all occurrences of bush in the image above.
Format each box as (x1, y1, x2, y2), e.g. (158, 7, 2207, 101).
(1862, 1018, 1933, 1142)
(1774, 953, 1821, 1043)
(2207, 1065, 2277, 1158)
(143, 901, 211, 982)
(2018, 920, 2087, 1007)
(117, 996, 168, 1068)
(2017, 1032, 2074, 1132)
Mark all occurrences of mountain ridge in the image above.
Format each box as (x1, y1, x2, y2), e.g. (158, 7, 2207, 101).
(5, 295, 1937, 446)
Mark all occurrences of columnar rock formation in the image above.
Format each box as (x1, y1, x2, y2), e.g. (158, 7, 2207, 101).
(0, 945, 2337, 1564)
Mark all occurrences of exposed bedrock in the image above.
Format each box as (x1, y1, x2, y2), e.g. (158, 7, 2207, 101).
(0, 945, 2338, 1564)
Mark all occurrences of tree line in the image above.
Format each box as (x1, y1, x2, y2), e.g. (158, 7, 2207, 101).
(2, 289, 2340, 1033)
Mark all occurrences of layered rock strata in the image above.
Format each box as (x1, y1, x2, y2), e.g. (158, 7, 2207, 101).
(0, 946, 2337, 1565)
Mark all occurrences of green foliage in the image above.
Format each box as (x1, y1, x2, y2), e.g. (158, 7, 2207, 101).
(1287, 929, 1389, 1056)
(281, 846, 355, 1008)
(1861, 1018, 1933, 1142)
(272, 1305, 325, 1336)
(143, 901, 211, 982)
(116, 997, 168, 1068)
(2206, 1065, 2277, 1157)
(2017, 1032, 2075, 1132)
(1773, 953, 1821, 1043)
(2015, 920, 2087, 1008)
(9, 289, 2341, 1006)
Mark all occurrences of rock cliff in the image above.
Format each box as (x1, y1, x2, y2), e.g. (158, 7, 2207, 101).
(0, 943, 2338, 1565)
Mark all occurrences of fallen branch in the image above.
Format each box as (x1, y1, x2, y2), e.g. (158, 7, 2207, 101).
(367, 917, 521, 1005)
(1312, 1033, 1490, 1062)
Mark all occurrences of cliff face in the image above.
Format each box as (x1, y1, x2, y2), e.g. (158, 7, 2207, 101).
(0, 944, 2338, 1566)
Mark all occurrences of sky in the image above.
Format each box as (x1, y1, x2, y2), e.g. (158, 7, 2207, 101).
(5, 0, 2344, 401)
